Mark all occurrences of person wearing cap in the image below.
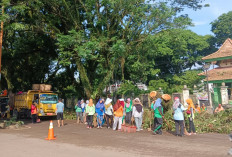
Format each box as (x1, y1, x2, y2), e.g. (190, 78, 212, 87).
(125, 98, 133, 125)
(56, 98, 64, 127)
(104, 98, 113, 129)
(173, 97, 185, 137)
(132, 98, 144, 131)
(214, 104, 224, 113)
(31, 101, 37, 124)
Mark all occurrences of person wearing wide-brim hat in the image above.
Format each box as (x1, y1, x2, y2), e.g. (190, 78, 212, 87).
(104, 98, 113, 129)
(132, 98, 144, 131)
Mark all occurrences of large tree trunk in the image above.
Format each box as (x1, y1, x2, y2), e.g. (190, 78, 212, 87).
(121, 57, 125, 81)
(92, 63, 115, 99)
(76, 58, 92, 98)
(2, 68, 14, 90)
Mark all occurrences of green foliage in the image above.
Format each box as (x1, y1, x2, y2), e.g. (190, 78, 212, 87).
(3, 117, 24, 127)
(194, 109, 232, 134)
(143, 108, 232, 134)
(63, 110, 76, 120)
(171, 70, 203, 93)
(116, 81, 142, 97)
(211, 11, 232, 46)
(149, 79, 169, 92)
(0, 0, 209, 100)
(148, 70, 202, 94)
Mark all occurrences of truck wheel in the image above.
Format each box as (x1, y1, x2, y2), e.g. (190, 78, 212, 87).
(13, 110, 19, 120)
(27, 110, 31, 119)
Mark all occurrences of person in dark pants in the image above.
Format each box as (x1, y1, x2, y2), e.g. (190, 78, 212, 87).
(186, 99, 196, 135)
(31, 101, 37, 124)
(86, 114, 93, 127)
(85, 99, 95, 129)
(125, 98, 132, 124)
(56, 98, 64, 127)
(154, 117, 163, 134)
(152, 98, 164, 135)
(104, 98, 113, 128)
(151, 100, 155, 131)
(173, 97, 185, 137)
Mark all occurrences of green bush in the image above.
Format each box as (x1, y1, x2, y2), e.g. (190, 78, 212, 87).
(63, 110, 76, 120)
(142, 108, 232, 134)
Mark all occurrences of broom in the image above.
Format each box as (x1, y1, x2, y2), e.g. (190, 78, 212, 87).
(147, 110, 153, 131)
(157, 108, 172, 130)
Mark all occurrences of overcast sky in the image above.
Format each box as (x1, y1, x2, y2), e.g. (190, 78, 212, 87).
(183, 0, 232, 36)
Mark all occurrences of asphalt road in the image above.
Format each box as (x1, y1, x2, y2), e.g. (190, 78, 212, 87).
(0, 120, 231, 157)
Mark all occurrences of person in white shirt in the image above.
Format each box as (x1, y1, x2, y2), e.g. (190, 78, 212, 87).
(132, 98, 144, 132)
(104, 98, 113, 129)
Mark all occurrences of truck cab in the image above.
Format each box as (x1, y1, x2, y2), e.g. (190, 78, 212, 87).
(14, 90, 58, 118)
(37, 93, 58, 116)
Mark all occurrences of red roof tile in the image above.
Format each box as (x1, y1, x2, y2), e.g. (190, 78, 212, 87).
(202, 38, 232, 60)
(198, 66, 232, 81)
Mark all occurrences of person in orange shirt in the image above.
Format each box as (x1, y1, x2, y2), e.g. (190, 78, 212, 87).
(195, 103, 201, 113)
(214, 104, 224, 113)
(113, 99, 123, 131)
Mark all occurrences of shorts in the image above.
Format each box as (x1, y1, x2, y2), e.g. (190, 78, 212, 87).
(57, 112, 63, 120)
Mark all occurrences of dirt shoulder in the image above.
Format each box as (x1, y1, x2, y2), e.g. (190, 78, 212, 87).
(0, 120, 230, 157)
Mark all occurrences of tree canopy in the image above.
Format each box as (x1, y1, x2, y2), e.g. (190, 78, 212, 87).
(211, 11, 232, 46)
(0, 0, 215, 99)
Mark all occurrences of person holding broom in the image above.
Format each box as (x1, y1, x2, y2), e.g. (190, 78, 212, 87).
(152, 94, 171, 135)
(152, 98, 164, 135)
(186, 98, 196, 135)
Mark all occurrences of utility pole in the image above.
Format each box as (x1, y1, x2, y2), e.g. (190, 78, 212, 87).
(0, 5, 4, 90)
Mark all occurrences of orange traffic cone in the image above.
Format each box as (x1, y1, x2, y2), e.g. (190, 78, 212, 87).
(45, 120, 56, 140)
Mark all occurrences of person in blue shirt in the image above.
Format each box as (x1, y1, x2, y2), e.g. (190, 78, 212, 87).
(95, 98, 105, 128)
(56, 98, 64, 127)
(173, 97, 185, 137)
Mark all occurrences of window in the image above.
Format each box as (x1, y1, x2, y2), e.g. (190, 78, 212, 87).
(40, 94, 58, 104)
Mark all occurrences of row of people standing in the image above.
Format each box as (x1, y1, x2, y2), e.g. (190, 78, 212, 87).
(75, 97, 144, 131)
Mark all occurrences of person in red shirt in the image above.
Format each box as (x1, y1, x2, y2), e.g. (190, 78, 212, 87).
(31, 101, 37, 124)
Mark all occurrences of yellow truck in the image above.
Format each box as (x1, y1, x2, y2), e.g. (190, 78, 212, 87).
(14, 90, 58, 118)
